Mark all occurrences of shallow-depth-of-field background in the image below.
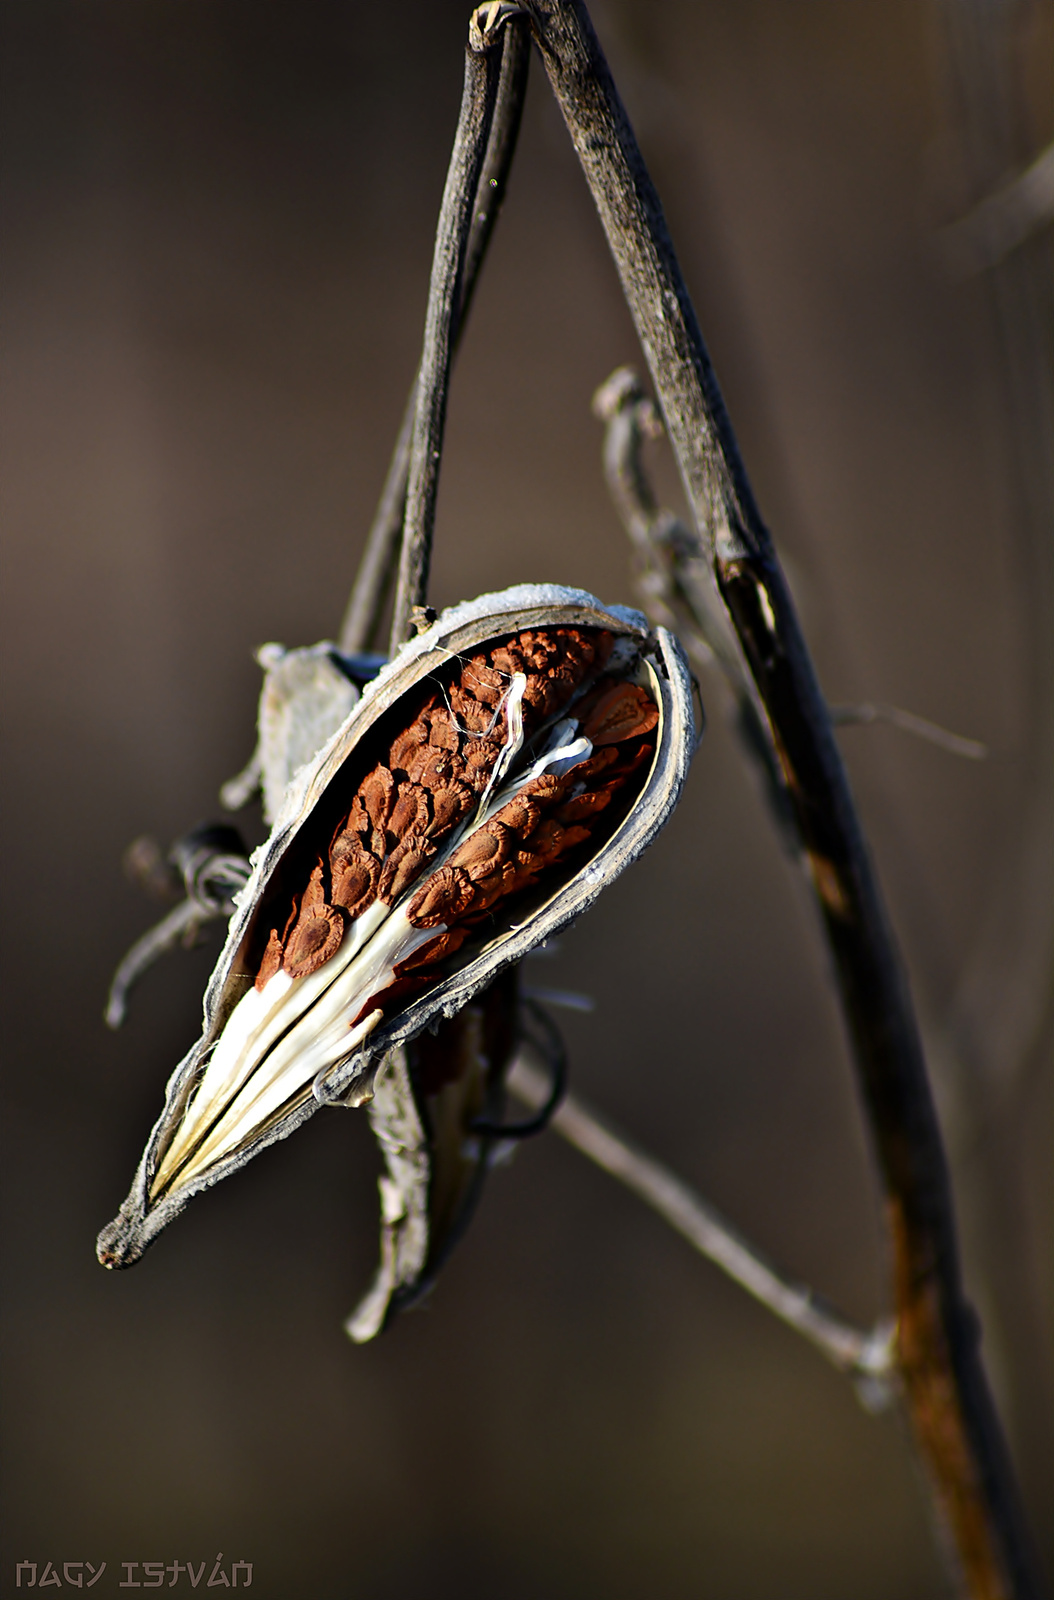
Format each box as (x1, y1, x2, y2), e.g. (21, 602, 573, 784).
(3, 2, 1051, 1596)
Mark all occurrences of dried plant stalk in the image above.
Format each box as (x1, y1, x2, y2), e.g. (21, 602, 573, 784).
(390, 8, 524, 650)
(521, 2, 1043, 1594)
(339, 15, 529, 655)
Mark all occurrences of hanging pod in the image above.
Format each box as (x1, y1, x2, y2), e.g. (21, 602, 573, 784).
(97, 584, 697, 1272)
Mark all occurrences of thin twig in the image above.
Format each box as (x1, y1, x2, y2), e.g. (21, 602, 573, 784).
(593, 367, 798, 850)
(105, 828, 252, 1029)
(339, 12, 529, 656)
(105, 900, 213, 1030)
(830, 702, 989, 761)
(595, 370, 991, 772)
(938, 141, 1054, 276)
(524, 4, 1043, 1595)
(507, 1055, 896, 1403)
(389, 11, 509, 651)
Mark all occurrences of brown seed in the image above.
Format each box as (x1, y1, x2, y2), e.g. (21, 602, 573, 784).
(426, 781, 476, 838)
(517, 631, 560, 672)
(388, 781, 432, 844)
(463, 735, 502, 773)
(520, 771, 571, 807)
(448, 685, 495, 733)
(612, 737, 656, 777)
(557, 788, 613, 825)
(461, 739, 502, 793)
(462, 659, 504, 706)
(548, 649, 584, 681)
(559, 628, 597, 668)
(344, 796, 371, 838)
(332, 816, 367, 862)
(448, 820, 515, 882)
(491, 791, 541, 839)
(254, 927, 285, 991)
(511, 848, 543, 888)
(466, 859, 520, 915)
(426, 710, 461, 751)
(361, 765, 397, 830)
(406, 745, 464, 790)
(407, 864, 476, 929)
(283, 866, 345, 980)
(330, 846, 380, 919)
(490, 645, 524, 678)
(393, 926, 468, 977)
(528, 819, 590, 866)
(521, 674, 564, 718)
(336, 805, 386, 863)
(285, 912, 345, 977)
(389, 720, 430, 772)
(574, 746, 620, 782)
(541, 669, 583, 717)
(581, 683, 658, 746)
(254, 899, 299, 991)
(378, 839, 437, 904)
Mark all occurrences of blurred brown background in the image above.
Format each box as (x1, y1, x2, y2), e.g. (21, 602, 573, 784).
(2, 2, 1051, 1596)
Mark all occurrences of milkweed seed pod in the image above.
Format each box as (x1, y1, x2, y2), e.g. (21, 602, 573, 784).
(97, 584, 697, 1274)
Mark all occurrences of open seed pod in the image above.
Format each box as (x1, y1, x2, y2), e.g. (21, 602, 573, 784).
(97, 584, 697, 1270)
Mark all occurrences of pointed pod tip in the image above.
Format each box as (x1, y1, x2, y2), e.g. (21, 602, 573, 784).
(96, 1211, 147, 1271)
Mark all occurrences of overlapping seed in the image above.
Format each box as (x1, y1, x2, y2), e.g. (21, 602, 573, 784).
(254, 627, 659, 1009)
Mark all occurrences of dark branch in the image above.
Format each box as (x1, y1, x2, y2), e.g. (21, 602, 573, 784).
(525, 4, 1043, 1595)
(339, 12, 530, 655)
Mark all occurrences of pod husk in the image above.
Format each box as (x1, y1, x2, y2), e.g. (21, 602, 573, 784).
(347, 965, 519, 1343)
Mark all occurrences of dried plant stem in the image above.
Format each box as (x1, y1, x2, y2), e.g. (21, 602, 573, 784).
(341, 18, 529, 655)
(377, 12, 524, 654)
(340, 390, 416, 655)
(523, 3, 1042, 1595)
(507, 1055, 895, 1397)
